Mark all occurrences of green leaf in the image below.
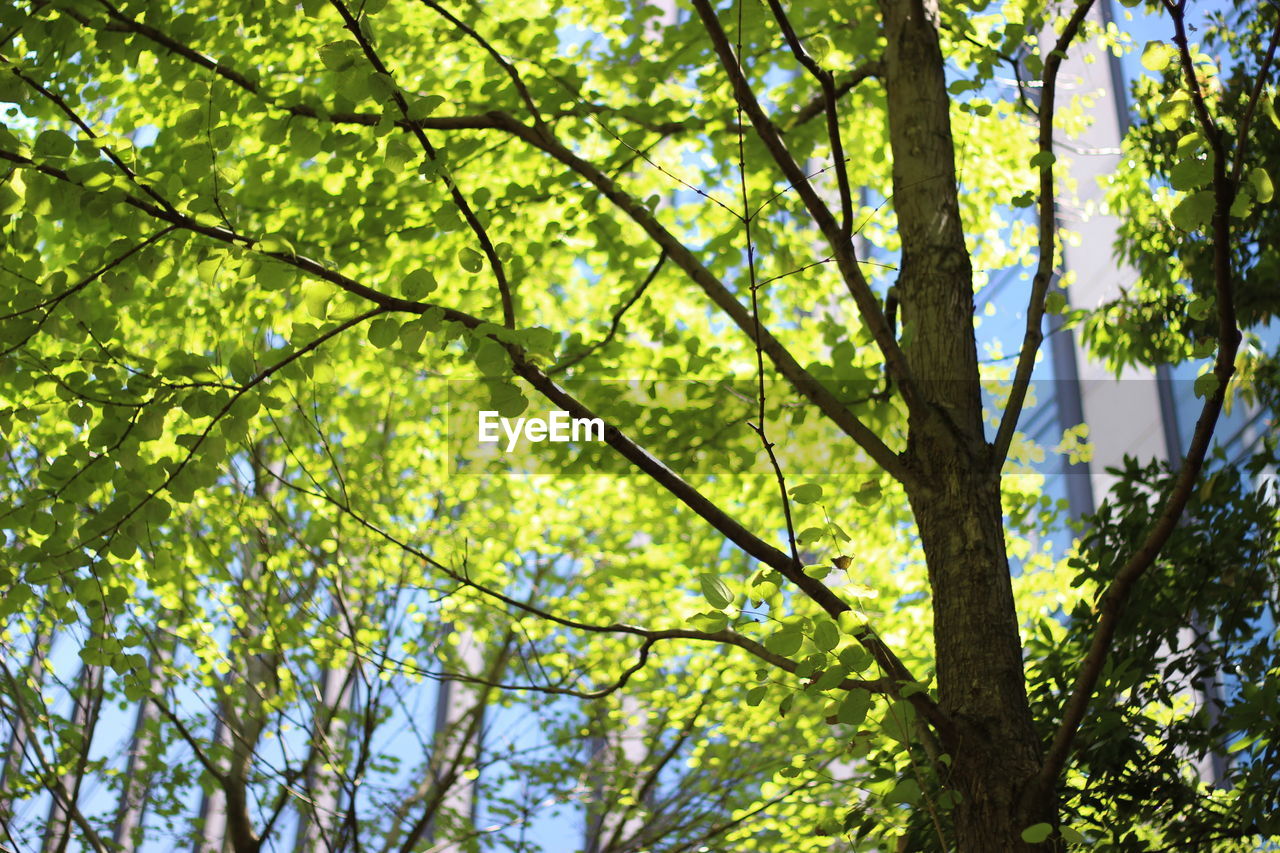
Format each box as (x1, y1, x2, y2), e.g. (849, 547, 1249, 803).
(385, 136, 417, 171)
(810, 665, 845, 692)
(1230, 191, 1255, 219)
(788, 483, 823, 504)
(807, 34, 832, 62)
(1250, 167, 1274, 204)
(880, 700, 916, 744)
(838, 645, 873, 672)
(399, 319, 428, 353)
(1020, 823, 1053, 843)
(1187, 296, 1213, 320)
(1029, 151, 1055, 169)
(402, 268, 438, 299)
(1169, 157, 1212, 191)
(407, 94, 445, 120)
(1061, 826, 1085, 844)
(1170, 191, 1214, 231)
(698, 573, 733, 610)
(1044, 291, 1067, 315)
(458, 247, 484, 274)
(690, 610, 728, 632)
(1175, 131, 1206, 158)
(812, 619, 839, 651)
(256, 260, 295, 291)
(836, 688, 871, 725)
(34, 129, 74, 159)
(474, 338, 509, 376)
(1141, 41, 1173, 72)
(1158, 96, 1192, 131)
(290, 124, 323, 159)
(488, 381, 528, 418)
(797, 526, 826, 545)
(0, 183, 21, 216)
(319, 41, 358, 72)
(367, 316, 399, 348)
(764, 629, 803, 657)
(885, 778, 921, 806)
(1265, 93, 1280, 130)
(1193, 371, 1220, 399)
(301, 281, 333, 319)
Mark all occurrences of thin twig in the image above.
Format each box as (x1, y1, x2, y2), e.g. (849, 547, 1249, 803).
(548, 250, 668, 375)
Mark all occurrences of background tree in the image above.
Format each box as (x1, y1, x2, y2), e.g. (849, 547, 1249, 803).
(0, 0, 1277, 850)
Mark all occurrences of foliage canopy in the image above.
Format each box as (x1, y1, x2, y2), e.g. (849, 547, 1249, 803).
(0, 0, 1278, 850)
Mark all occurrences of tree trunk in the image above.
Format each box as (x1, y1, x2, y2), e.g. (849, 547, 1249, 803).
(908, 472, 1052, 849)
(877, 0, 1055, 846)
(44, 661, 103, 853)
(114, 648, 168, 852)
(194, 712, 231, 853)
(293, 655, 353, 851)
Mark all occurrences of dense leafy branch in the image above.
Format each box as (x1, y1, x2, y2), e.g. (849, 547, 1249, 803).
(1036, 0, 1274, 795)
(326, 0, 516, 329)
(690, 0, 923, 431)
(40, 1, 916, 480)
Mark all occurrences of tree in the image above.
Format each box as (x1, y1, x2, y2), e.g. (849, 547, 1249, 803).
(0, 0, 1276, 850)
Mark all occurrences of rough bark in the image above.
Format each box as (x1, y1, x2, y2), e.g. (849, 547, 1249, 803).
(878, 0, 1053, 846)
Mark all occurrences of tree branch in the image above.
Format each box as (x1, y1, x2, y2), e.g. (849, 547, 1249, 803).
(1034, 0, 1249, 797)
(991, 0, 1096, 468)
(327, 0, 517, 329)
(548, 250, 667, 375)
(784, 60, 882, 131)
(0, 139, 943, 732)
(689, 0, 920, 417)
(1228, 6, 1280, 186)
(65, 0, 915, 482)
(763, 0, 855, 236)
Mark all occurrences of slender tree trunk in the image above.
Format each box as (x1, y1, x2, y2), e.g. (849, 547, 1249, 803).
(222, 447, 288, 853)
(293, 657, 353, 852)
(43, 662, 104, 853)
(195, 712, 232, 853)
(2, 620, 49, 846)
(383, 630, 513, 853)
(877, 0, 1053, 846)
(113, 649, 169, 852)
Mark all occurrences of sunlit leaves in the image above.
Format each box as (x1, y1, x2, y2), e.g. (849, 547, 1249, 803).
(366, 315, 399, 348)
(698, 572, 733, 610)
(1170, 189, 1214, 231)
(457, 247, 484, 274)
(401, 267, 438, 299)
(1141, 40, 1174, 72)
(1249, 167, 1274, 203)
(788, 482, 823, 504)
